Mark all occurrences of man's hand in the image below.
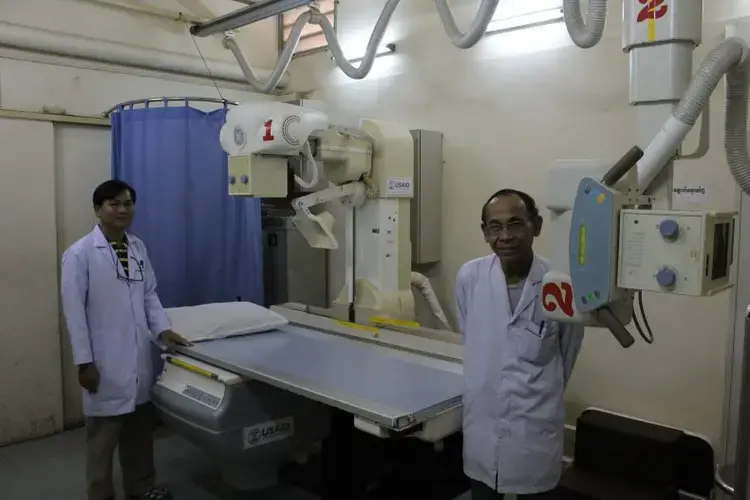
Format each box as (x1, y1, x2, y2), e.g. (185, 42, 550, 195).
(159, 330, 192, 349)
(78, 363, 100, 394)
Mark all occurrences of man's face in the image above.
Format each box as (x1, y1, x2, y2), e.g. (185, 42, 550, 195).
(95, 189, 135, 230)
(481, 195, 541, 266)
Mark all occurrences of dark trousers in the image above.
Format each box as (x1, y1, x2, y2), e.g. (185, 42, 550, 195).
(470, 479, 560, 500)
(86, 403, 156, 500)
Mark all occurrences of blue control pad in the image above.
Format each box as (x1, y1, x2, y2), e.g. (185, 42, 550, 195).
(569, 178, 618, 313)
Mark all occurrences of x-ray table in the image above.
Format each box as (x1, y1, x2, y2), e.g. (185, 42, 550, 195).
(179, 320, 463, 432)
(151, 306, 464, 493)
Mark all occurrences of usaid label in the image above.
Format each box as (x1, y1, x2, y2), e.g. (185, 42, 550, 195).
(242, 417, 294, 449)
(386, 177, 413, 197)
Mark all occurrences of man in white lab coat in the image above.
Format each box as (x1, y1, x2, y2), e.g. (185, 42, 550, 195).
(61, 180, 190, 500)
(455, 189, 585, 499)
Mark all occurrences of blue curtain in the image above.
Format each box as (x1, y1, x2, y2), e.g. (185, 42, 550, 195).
(111, 104, 264, 308)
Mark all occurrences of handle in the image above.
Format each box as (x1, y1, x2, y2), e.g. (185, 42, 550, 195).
(596, 306, 635, 348)
(601, 146, 645, 188)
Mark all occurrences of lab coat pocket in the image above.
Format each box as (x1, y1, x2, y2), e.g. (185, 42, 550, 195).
(514, 320, 559, 365)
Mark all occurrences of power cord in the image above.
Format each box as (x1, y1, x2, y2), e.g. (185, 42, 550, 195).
(180, 13, 225, 101)
(631, 290, 655, 344)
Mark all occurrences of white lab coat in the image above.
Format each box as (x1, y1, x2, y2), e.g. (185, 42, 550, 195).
(61, 225, 172, 417)
(456, 254, 584, 495)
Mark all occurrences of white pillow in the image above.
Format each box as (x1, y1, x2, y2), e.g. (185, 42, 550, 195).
(165, 302, 289, 343)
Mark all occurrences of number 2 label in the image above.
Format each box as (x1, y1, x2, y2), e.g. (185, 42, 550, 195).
(637, 0, 668, 23)
(542, 282, 575, 317)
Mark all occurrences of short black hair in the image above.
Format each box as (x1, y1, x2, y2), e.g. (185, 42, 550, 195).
(93, 180, 136, 207)
(481, 188, 540, 224)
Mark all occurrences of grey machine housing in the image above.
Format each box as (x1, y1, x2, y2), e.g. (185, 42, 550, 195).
(152, 358, 331, 491)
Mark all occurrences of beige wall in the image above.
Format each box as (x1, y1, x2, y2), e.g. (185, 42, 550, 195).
(287, 1, 742, 446)
(0, 118, 62, 444)
(0, 0, 274, 445)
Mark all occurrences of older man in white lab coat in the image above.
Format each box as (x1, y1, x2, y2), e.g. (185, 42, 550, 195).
(61, 180, 190, 500)
(456, 189, 585, 500)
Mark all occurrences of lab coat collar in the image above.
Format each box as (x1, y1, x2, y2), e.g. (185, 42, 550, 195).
(513, 255, 546, 319)
(91, 224, 130, 248)
(490, 254, 546, 321)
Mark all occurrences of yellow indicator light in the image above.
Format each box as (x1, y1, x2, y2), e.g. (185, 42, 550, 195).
(336, 320, 380, 335)
(370, 316, 420, 329)
(166, 356, 219, 381)
(579, 225, 586, 266)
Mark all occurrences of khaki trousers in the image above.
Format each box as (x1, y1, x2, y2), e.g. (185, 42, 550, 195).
(86, 403, 156, 500)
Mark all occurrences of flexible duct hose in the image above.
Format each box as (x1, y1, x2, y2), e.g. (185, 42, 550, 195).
(562, 0, 607, 49)
(722, 41, 750, 196)
(224, 0, 500, 92)
(411, 272, 451, 330)
(635, 38, 750, 196)
(296, 141, 320, 189)
(223, 11, 312, 93)
(225, 0, 607, 91)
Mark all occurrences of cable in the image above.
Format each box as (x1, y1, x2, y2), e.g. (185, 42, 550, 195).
(181, 14, 225, 101)
(223, 0, 502, 93)
(295, 141, 320, 189)
(632, 290, 655, 344)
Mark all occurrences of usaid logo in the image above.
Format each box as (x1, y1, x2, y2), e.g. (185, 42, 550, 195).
(243, 417, 294, 449)
(233, 125, 247, 147)
(386, 177, 413, 196)
(388, 179, 410, 190)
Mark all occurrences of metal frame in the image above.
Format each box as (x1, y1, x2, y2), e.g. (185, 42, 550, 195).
(103, 97, 238, 117)
(190, 0, 316, 37)
(721, 189, 750, 498)
(277, 0, 339, 59)
(718, 305, 750, 498)
(0, 108, 109, 127)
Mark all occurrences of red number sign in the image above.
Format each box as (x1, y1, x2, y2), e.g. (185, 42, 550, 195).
(637, 0, 668, 23)
(262, 120, 275, 142)
(542, 282, 575, 318)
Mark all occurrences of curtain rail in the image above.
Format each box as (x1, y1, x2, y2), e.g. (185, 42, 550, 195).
(103, 97, 239, 117)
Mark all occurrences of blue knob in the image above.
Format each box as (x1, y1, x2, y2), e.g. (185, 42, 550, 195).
(659, 219, 680, 240)
(656, 267, 677, 287)
(240, 175, 249, 184)
(228, 176, 236, 185)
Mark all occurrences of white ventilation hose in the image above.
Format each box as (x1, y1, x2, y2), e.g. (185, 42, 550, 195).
(224, 0, 607, 92)
(411, 272, 451, 330)
(329, 125, 376, 145)
(223, 11, 312, 93)
(562, 0, 607, 49)
(295, 141, 320, 189)
(224, 0, 500, 92)
(724, 42, 750, 195)
(635, 38, 750, 196)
